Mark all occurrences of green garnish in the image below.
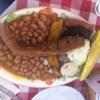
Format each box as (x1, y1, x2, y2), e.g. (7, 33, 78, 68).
(26, 11, 31, 14)
(5, 13, 17, 23)
(60, 13, 68, 19)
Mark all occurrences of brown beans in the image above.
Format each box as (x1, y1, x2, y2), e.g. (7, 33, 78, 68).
(18, 21, 23, 27)
(33, 32, 38, 38)
(8, 11, 51, 47)
(30, 59, 35, 64)
(20, 64, 28, 68)
(25, 72, 32, 77)
(44, 66, 48, 72)
(22, 36, 26, 42)
(21, 60, 28, 65)
(43, 73, 49, 79)
(17, 72, 24, 76)
(25, 21, 31, 26)
(0, 43, 3, 50)
(27, 32, 32, 37)
(15, 35, 20, 40)
(6, 61, 12, 66)
(43, 26, 47, 32)
(32, 12, 39, 18)
(12, 66, 19, 71)
(36, 70, 41, 78)
(30, 28, 34, 32)
(20, 68, 24, 72)
(32, 38, 36, 45)
(44, 30, 49, 37)
(15, 30, 19, 35)
(35, 61, 40, 67)
(22, 56, 29, 60)
(46, 19, 51, 26)
(22, 27, 28, 31)
(40, 57, 44, 61)
(25, 36, 30, 41)
(37, 36, 43, 43)
(12, 21, 17, 28)
(28, 65, 33, 70)
(23, 15, 31, 21)
(34, 18, 38, 23)
(37, 20, 45, 29)
(40, 14, 47, 22)
(40, 69, 45, 75)
(34, 57, 39, 61)
(14, 56, 50, 79)
(21, 31, 26, 36)
(41, 32, 45, 38)
(0, 56, 7, 61)
(36, 29, 42, 34)
(38, 64, 44, 69)
(0, 42, 56, 80)
(9, 25, 15, 31)
(5, 50, 9, 55)
(23, 69, 28, 72)
(0, 10, 60, 80)
(32, 73, 36, 79)
(14, 56, 21, 64)
(0, 51, 4, 56)
(32, 67, 38, 73)
(2, 45, 8, 50)
(26, 41, 30, 45)
(7, 54, 13, 60)
(30, 24, 38, 29)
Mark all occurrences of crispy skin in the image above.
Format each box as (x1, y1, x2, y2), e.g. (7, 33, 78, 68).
(64, 19, 93, 32)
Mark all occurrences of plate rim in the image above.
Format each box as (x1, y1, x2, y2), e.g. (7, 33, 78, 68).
(0, 6, 92, 88)
(32, 86, 85, 100)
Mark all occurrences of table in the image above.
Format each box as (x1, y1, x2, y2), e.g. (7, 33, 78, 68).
(0, 0, 100, 100)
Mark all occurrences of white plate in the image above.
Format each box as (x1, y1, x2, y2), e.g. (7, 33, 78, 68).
(0, 7, 90, 87)
(32, 86, 85, 100)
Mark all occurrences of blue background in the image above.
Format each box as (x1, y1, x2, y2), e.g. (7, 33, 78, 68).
(0, 0, 14, 14)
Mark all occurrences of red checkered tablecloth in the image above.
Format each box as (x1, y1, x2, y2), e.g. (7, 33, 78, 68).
(16, 0, 100, 29)
(0, 0, 100, 100)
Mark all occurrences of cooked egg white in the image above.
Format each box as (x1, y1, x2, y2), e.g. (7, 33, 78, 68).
(67, 39, 90, 66)
(61, 39, 90, 77)
(61, 63, 79, 77)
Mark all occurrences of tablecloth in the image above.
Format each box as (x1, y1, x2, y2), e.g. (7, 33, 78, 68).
(0, 0, 100, 100)
(0, 0, 14, 14)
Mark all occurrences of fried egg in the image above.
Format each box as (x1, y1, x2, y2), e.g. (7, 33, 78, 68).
(61, 39, 90, 77)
